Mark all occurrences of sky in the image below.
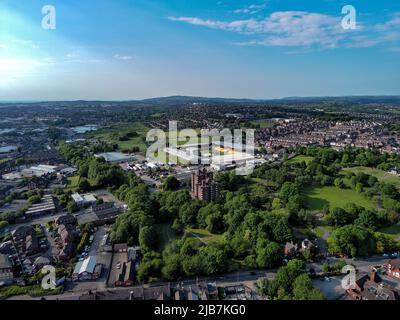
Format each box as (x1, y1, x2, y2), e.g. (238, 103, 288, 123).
(0, 0, 399, 101)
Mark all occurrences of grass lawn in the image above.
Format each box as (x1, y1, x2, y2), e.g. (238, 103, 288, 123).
(287, 155, 315, 164)
(0, 158, 11, 164)
(65, 175, 80, 192)
(378, 223, 400, 240)
(186, 228, 224, 245)
(89, 122, 150, 153)
(244, 120, 275, 128)
(342, 166, 400, 188)
(304, 186, 375, 211)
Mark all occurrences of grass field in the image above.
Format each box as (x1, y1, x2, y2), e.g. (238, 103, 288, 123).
(287, 155, 315, 164)
(304, 186, 375, 211)
(378, 223, 400, 240)
(157, 223, 179, 250)
(65, 175, 80, 192)
(0, 158, 11, 164)
(342, 166, 400, 188)
(88, 122, 150, 153)
(247, 120, 275, 128)
(186, 228, 224, 245)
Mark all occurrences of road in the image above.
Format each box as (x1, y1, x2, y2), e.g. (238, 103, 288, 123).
(3, 210, 68, 235)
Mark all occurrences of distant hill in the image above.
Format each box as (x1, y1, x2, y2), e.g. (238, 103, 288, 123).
(1, 95, 400, 107)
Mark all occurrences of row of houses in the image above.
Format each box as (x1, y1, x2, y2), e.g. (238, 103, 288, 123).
(55, 215, 79, 261)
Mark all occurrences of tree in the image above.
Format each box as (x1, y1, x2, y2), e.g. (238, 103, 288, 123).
(0, 220, 9, 229)
(78, 178, 91, 193)
(328, 225, 376, 257)
(163, 176, 180, 191)
(256, 240, 283, 268)
(334, 178, 345, 189)
(67, 201, 78, 213)
(28, 195, 41, 205)
(355, 210, 379, 230)
(162, 254, 182, 280)
(273, 218, 293, 243)
(292, 274, 325, 300)
(136, 252, 163, 283)
(270, 259, 306, 297)
(139, 226, 158, 252)
(326, 207, 357, 227)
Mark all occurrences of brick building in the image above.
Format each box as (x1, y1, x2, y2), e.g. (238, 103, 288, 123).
(191, 169, 219, 202)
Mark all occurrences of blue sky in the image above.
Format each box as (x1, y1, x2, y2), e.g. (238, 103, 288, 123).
(0, 0, 399, 100)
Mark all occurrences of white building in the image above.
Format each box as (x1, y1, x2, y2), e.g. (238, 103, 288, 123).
(72, 256, 102, 281)
(95, 152, 135, 163)
(71, 193, 97, 207)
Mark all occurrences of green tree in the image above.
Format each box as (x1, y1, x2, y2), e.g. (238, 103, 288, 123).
(256, 240, 283, 268)
(139, 226, 158, 252)
(292, 274, 325, 300)
(78, 178, 91, 193)
(67, 201, 78, 213)
(163, 176, 180, 191)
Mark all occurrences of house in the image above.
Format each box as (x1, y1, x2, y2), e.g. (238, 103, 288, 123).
(11, 225, 36, 242)
(301, 238, 314, 251)
(0, 241, 13, 255)
(92, 202, 121, 220)
(174, 282, 218, 300)
(11, 225, 40, 257)
(386, 259, 400, 280)
(72, 256, 102, 281)
(55, 214, 77, 226)
(24, 234, 40, 256)
(143, 284, 172, 300)
(114, 246, 140, 287)
(26, 176, 49, 190)
(33, 256, 51, 271)
(57, 223, 78, 261)
(0, 253, 14, 285)
(284, 241, 298, 258)
(100, 234, 113, 252)
(114, 243, 128, 253)
(347, 271, 400, 300)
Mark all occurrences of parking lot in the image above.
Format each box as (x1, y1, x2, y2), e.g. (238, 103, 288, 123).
(107, 251, 127, 287)
(66, 226, 113, 293)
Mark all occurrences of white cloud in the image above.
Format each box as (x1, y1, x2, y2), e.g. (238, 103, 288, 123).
(0, 44, 9, 49)
(169, 11, 400, 51)
(66, 53, 80, 59)
(11, 39, 40, 49)
(388, 47, 400, 53)
(113, 54, 133, 61)
(374, 12, 400, 31)
(65, 53, 103, 63)
(233, 2, 268, 15)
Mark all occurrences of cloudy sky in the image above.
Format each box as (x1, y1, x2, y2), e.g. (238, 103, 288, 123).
(0, 0, 399, 100)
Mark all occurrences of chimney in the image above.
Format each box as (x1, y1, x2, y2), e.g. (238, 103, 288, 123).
(370, 271, 377, 283)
